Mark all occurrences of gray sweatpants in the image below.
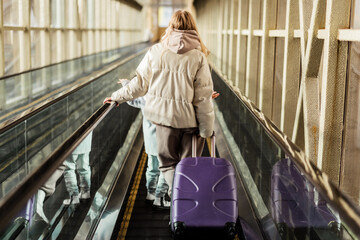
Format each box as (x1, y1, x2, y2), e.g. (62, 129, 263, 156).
(155, 125, 205, 196)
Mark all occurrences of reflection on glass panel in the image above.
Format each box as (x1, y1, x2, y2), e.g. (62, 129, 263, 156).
(351, 0, 360, 29)
(1, 103, 141, 239)
(51, 0, 65, 27)
(4, 74, 28, 105)
(4, 30, 20, 76)
(31, 31, 42, 69)
(269, 158, 342, 239)
(50, 64, 62, 87)
(212, 72, 349, 239)
(68, 87, 93, 132)
(0, 122, 26, 198)
(0, 52, 144, 201)
(341, 42, 360, 206)
(3, 0, 20, 26)
(4, 76, 20, 102)
(26, 107, 54, 165)
(31, 68, 46, 97)
(0, 45, 146, 236)
(0, 42, 149, 125)
(0, 86, 86, 197)
(67, 59, 82, 81)
(272, 38, 284, 127)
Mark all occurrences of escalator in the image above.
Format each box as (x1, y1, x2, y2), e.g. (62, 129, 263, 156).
(113, 150, 173, 240)
(109, 139, 256, 240)
(0, 46, 360, 239)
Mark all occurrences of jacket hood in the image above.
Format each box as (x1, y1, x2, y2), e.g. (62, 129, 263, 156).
(167, 29, 200, 54)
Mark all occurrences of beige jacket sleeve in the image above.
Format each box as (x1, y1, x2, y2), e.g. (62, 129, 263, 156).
(111, 49, 152, 104)
(193, 55, 214, 138)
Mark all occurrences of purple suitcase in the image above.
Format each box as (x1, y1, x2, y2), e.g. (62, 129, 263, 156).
(15, 195, 35, 222)
(238, 217, 261, 240)
(271, 158, 339, 237)
(171, 136, 238, 239)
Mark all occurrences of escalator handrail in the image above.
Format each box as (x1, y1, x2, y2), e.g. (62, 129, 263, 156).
(210, 64, 360, 237)
(0, 42, 144, 81)
(0, 47, 149, 135)
(0, 102, 115, 230)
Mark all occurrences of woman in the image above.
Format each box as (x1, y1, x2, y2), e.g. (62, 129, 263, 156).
(104, 10, 214, 195)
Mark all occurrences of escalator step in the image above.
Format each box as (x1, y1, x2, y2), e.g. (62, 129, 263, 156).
(114, 151, 171, 240)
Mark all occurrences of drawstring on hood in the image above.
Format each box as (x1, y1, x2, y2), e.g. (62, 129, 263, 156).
(166, 29, 200, 54)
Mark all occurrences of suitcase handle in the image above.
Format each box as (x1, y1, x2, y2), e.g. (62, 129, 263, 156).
(192, 134, 216, 158)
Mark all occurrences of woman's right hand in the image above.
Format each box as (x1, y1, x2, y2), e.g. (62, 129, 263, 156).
(103, 97, 120, 106)
(103, 97, 112, 104)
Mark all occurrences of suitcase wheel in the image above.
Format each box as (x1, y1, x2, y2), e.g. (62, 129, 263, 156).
(225, 222, 236, 240)
(173, 221, 185, 240)
(328, 221, 341, 237)
(277, 223, 288, 238)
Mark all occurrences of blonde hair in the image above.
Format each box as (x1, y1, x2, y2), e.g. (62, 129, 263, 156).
(161, 10, 210, 56)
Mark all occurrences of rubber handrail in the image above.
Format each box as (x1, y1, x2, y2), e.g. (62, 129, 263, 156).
(0, 42, 146, 81)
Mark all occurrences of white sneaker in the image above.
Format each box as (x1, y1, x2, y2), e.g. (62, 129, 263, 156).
(146, 192, 156, 202)
(153, 197, 171, 210)
(63, 195, 80, 205)
(80, 191, 90, 200)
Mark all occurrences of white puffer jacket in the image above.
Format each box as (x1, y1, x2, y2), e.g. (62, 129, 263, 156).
(111, 30, 214, 138)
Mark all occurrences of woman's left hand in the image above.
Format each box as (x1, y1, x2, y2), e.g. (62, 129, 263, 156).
(117, 79, 128, 85)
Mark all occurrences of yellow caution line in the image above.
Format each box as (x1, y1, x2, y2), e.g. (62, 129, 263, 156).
(117, 151, 147, 240)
